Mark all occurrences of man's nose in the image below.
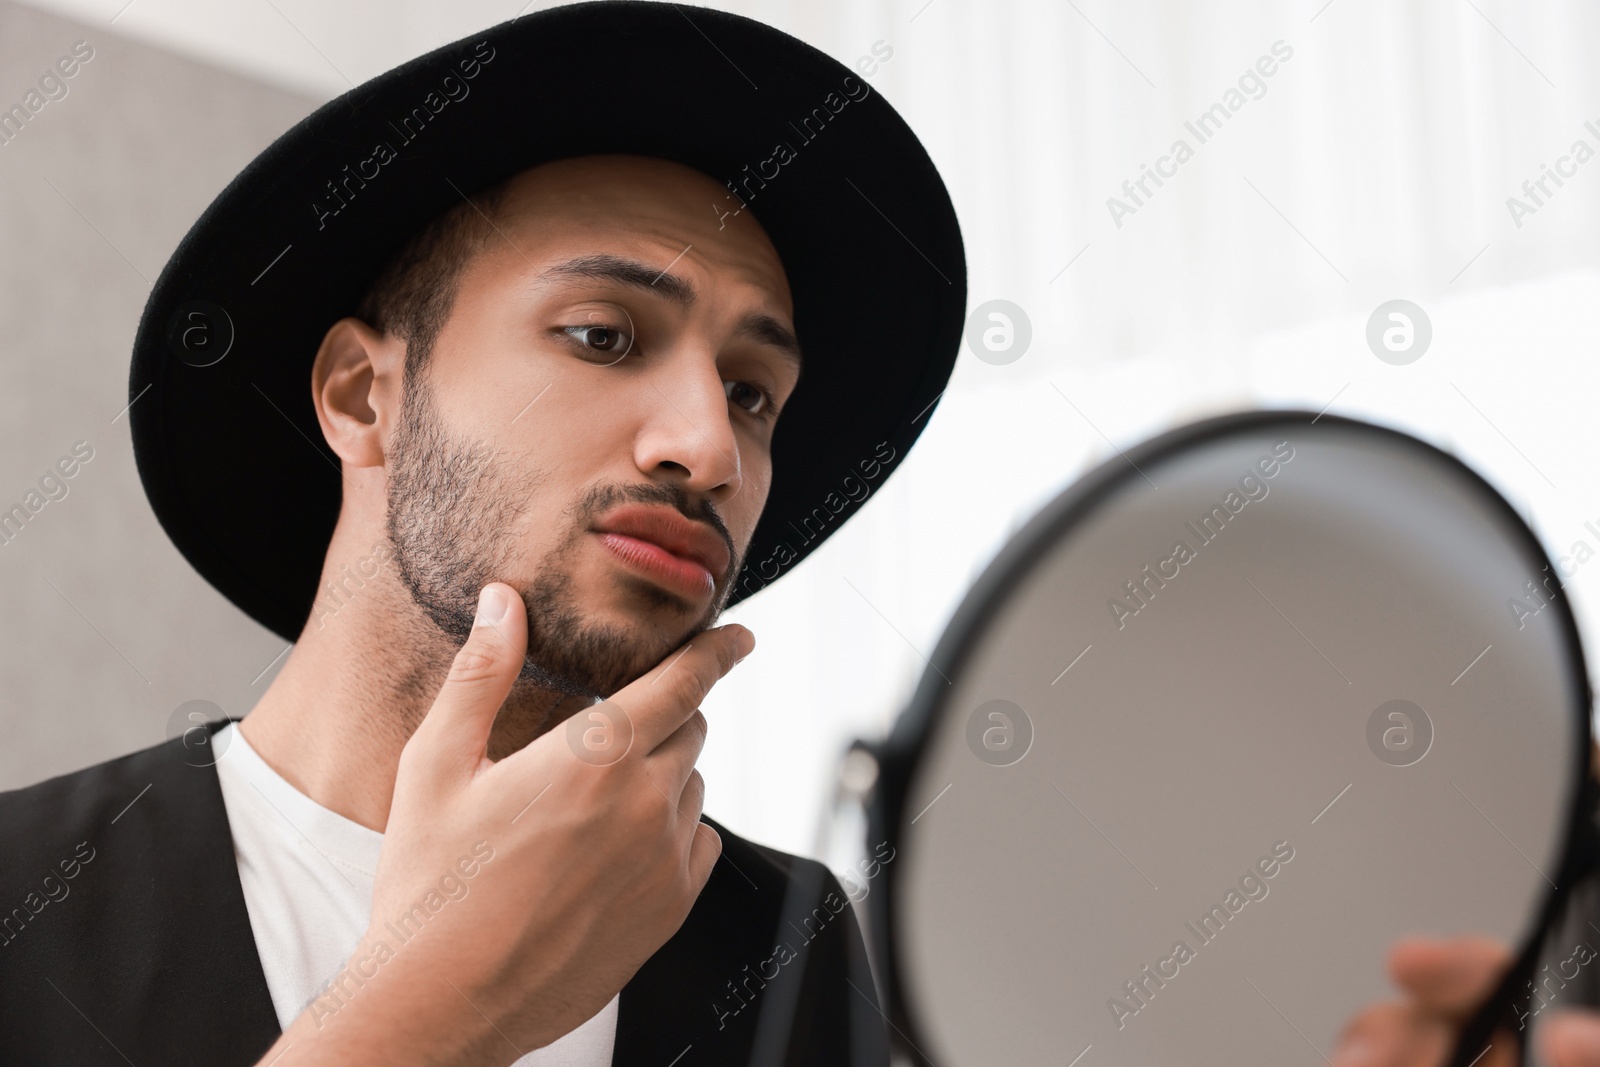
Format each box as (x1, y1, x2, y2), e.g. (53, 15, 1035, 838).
(633, 355, 743, 499)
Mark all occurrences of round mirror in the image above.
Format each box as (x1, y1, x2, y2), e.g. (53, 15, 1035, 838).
(866, 411, 1593, 1067)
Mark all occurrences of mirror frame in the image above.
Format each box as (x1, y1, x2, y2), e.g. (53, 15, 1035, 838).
(861, 409, 1595, 1067)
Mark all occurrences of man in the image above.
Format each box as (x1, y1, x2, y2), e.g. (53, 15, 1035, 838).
(0, 4, 965, 1064)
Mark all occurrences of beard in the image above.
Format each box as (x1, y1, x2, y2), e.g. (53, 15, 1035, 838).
(384, 371, 740, 702)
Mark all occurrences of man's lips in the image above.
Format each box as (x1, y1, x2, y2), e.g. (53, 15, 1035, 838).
(591, 505, 731, 601)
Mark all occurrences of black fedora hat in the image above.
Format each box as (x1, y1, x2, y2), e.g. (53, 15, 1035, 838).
(129, 0, 966, 642)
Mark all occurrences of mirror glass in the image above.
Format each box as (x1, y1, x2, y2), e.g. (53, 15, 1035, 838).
(881, 413, 1589, 1067)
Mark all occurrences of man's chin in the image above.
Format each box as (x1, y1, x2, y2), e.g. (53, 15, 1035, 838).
(513, 655, 610, 701)
(587, 576, 727, 641)
(516, 615, 707, 701)
(402, 563, 725, 701)
(600, 569, 723, 623)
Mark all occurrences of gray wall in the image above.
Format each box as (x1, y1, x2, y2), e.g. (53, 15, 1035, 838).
(0, 1, 321, 788)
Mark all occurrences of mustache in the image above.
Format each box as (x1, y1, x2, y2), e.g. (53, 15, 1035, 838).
(575, 480, 739, 583)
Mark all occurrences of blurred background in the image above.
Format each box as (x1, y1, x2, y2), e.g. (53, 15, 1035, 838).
(1, 0, 1596, 863)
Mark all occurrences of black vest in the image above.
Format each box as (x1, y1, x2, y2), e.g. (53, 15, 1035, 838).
(0, 722, 889, 1066)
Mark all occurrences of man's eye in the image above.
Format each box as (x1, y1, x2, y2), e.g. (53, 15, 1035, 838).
(725, 379, 777, 418)
(561, 324, 634, 362)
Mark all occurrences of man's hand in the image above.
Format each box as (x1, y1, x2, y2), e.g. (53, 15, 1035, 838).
(257, 582, 753, 1066)
(1332, 936, 1516, 1067)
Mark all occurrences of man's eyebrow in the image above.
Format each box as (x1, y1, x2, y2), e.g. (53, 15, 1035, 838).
(736, 312, 803, 373)
(543, 253, 802, 372)
(541, 253, 695, 308)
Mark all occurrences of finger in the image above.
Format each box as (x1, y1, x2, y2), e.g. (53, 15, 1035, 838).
(675, 768, 706, 827)
(1542, 1011, 1600, 1067)
(1333, 1003, 1521, 1067)
(1387, 935, 1512, 1018)
(1332, 1002, 1437, 1067)
(617, 625, 752, 751)
(648, 710, 709, 792)
(1482, 1029, 1522, 1067)
(409, 583, 527, 775)
(686, 820, 722, 897)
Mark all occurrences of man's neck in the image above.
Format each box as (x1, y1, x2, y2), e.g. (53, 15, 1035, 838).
(238, 539, 581, 833)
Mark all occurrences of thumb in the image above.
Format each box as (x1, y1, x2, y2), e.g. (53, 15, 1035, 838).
(1387, 935, 1511, 1018)
(1541, 1010, 1600, 1067)
(408, 583, 528, 776)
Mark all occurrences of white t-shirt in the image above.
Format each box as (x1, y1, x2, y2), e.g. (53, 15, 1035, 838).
(211, 720, 617, 1064)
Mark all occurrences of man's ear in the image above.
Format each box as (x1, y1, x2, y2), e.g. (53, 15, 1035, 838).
(311, 317, 403, 470)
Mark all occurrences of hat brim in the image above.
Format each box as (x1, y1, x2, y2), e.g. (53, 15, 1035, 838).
(130, 0, 966, 642)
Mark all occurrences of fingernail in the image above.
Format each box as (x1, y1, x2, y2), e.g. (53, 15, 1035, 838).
(475, 585, 511, 627)
(736, 627, 756, 658)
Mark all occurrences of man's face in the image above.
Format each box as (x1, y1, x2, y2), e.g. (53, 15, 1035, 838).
(384, 155, 799, 700)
